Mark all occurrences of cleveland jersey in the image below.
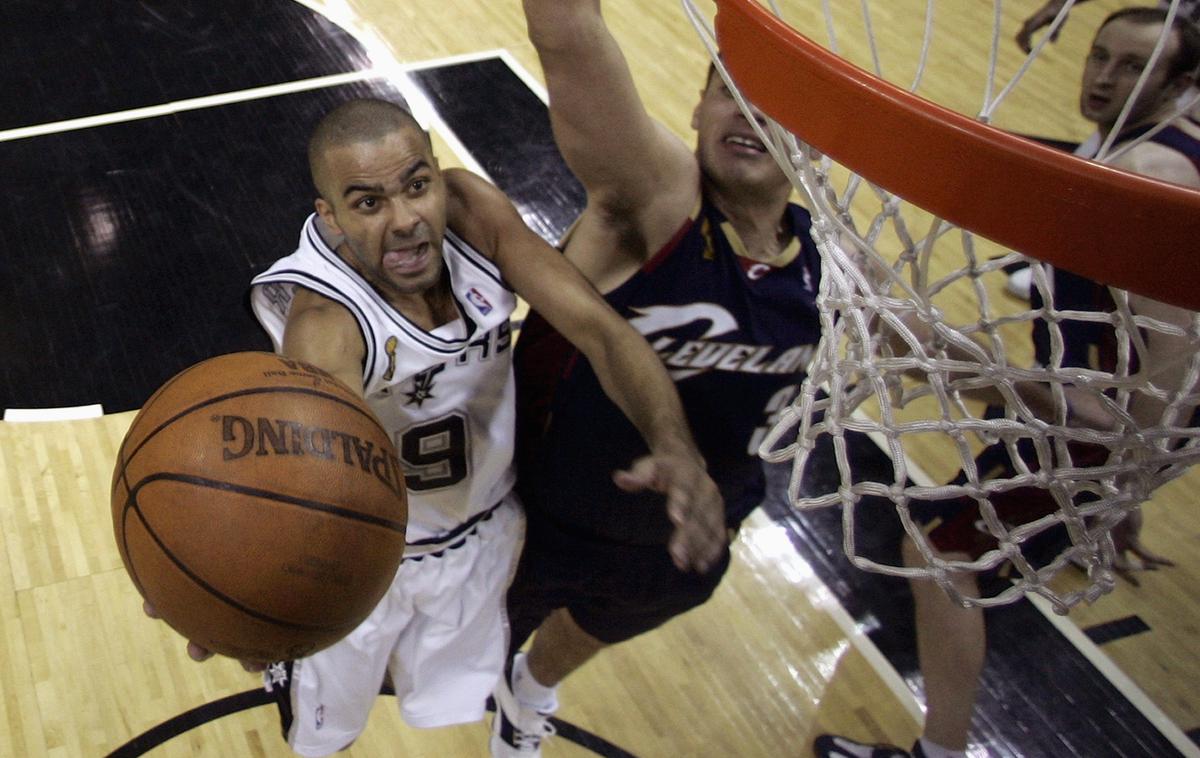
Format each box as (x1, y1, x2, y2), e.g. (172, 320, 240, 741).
(516, 197, 823, 546)
(251, 214, 518, 543)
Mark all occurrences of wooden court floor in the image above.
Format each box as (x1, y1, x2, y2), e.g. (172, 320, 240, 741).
(1, 0, 1198, 756)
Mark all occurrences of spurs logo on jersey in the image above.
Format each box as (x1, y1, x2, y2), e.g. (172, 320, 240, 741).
(628, 303, 815, 381)
(405, 364, 445, 407)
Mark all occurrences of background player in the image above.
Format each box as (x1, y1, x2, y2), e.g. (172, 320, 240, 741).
(816, 9, 1200, 758)
(491, 1, 824, 755)
(182, 97, 724, 756)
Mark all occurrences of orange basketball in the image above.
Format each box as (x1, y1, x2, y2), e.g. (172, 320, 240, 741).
(111, 351, 408, 662)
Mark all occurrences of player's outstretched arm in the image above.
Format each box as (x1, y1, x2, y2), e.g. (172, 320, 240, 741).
(449, 169, 725, 571)
(522, 0, 697, 211)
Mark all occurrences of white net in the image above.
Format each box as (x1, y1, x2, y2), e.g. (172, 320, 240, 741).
(683, 0, 1200, 611)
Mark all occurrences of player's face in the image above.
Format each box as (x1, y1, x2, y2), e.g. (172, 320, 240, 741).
(315, 127, 447, 303)
(1080, 19, 1185, 134)
(691, 73, 790, 194)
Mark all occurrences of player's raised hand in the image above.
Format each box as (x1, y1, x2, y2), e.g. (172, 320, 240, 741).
(1110, 510, 1175, 587)
(613, 453, 726, 573)
(1016, 0, 1073, 54)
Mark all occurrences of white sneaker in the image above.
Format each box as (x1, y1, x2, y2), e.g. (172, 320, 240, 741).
(490, 669, 556, 757)
(1006, 266, 1033, 301)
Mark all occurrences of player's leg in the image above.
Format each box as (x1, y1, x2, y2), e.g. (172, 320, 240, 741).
(815, 494, 986, 758)
(903, 538, 982, 758)
(493, 515, 731, 757)
(524, 607, 606, 687)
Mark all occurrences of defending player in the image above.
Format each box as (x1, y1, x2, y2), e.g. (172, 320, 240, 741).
(490, 1, 824, 756)
(181, 97, 722, 756)
(816, 9, 1200, 758)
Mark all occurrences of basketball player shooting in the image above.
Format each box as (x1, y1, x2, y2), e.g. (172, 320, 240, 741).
(816, 9, 1200, 758)
(147, 97, 725, 756)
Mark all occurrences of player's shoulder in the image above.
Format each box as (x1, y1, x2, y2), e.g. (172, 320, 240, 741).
(1112, 138, 1200, 188)
(442, 167, 516, 252)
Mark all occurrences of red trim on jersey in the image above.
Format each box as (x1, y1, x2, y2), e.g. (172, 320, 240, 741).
(642, 215, 696, 274)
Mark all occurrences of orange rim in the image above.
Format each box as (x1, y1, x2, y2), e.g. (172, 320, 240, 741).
(714, 0, 1200, 310)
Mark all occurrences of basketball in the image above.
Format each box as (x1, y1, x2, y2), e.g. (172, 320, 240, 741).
(110, 351, 408, 662)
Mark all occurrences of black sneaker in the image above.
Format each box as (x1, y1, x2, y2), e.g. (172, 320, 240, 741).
(813, 733, 916, 758)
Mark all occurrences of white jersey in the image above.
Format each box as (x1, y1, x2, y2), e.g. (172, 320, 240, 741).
(251, 214, 518, 543)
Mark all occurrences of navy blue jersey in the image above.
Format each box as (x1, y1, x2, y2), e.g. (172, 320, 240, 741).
(515, 197, 823, 546)
(1030, 267, 1125, 372)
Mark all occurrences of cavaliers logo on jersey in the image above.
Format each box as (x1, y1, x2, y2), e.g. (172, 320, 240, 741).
(627, 303, 813, 380)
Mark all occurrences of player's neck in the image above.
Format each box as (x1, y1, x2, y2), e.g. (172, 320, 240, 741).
(1098, 105, 1178, 142)
(703, 180, 794, 261)
(387, 270, 458, 332)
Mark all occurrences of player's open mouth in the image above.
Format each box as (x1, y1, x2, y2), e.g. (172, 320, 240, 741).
(725, 134, 767, 154)
(383, 242, 429, 274)
(1085, 93, 1110, 111)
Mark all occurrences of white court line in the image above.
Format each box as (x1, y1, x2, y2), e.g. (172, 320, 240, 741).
(4, 405, 104, 422)
(0, 70, 380, 143)
(848, 407, 1199, 756)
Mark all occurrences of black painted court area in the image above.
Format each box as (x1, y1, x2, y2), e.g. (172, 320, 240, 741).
(0, 2, 1186, 756)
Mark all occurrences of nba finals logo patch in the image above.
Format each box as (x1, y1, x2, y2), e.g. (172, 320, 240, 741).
(465, 287, 493, 315)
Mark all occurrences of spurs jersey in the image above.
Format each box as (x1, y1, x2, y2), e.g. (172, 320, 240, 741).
(251, 214, 517, 543)
(516, 197, 822, 546)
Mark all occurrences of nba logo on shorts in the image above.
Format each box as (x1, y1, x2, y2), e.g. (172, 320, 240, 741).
(315, 704, 325, 730)
(465, 287, 493, 315)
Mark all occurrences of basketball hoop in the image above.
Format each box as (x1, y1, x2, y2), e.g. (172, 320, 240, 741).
(683, 0, 1200, 612)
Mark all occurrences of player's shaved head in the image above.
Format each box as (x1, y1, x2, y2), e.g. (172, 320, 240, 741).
(308, 98, 428, 200)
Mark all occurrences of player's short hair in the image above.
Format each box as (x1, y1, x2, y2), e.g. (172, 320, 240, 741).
(308, 98, 427, 200)
(1099, 6, 1200, 80)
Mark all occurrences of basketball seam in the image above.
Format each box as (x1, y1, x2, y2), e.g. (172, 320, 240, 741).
(119, 481, 365, 634)
(125, 471, 407, 531)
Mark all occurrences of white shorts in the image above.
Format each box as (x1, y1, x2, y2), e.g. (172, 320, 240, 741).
(265, 493, 524, 757)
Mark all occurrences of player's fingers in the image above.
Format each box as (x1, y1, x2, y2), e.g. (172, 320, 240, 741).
(241, 660, 267, 673)
(186, 641, 215, 662)
(612, 457, 662, 493)
(1133, 548, 1175, 568)
(1016, 28, 1034, 54)
(143, 600, 160, 619)
(666, 495, 724, 572)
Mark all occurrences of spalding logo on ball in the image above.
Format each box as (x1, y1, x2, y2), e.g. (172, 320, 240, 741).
(111, 351, 409, 662)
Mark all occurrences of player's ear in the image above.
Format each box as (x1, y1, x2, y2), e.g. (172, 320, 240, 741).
(315, 197, 342, 236)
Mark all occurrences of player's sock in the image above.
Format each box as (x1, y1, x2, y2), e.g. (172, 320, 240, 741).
(511, 652, 558, 713)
